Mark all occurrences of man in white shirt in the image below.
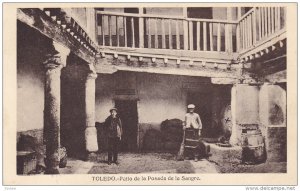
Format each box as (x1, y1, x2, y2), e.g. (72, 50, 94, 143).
(184, 104, 202, 135)
(182, 104, 203, 162)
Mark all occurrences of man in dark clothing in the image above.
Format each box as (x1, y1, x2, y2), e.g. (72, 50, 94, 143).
(104, 108, 122, 165)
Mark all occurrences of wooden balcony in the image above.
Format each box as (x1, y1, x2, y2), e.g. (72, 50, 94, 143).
(237, 7, 286, 60)
(95, 7, 286, 63)
(17, 7, 286, 80)
(95, 10, 238, 62)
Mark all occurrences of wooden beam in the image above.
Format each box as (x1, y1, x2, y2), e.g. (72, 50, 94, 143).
(217, 23, 221, 52)
(268, 7, 271, 35)
(278, 7, 281, 30)
(17, 8, 95, 65)
(211, 77, 237, 84)
(131, 17, 135, 48)
(258, 7, 261, 40)
(176, 20, 180, 49)
(226, 7, 233, 52)
(102, 15, 105, 46)
(98, 45, 238, 61)
(94, 9, 98, 45)
(108, 15, 112, 46)
(243, 19, 246, 49)
(209, 23, 213, 51)
(203, 22, 207, 51)
(197, 21, 200, 51)
(274, 7, 278, 30)
(252, 10, 256, 44)
(249, 15, 252, 47)
(139, 8, 144, 48)
(95, 57, 241, 79)
(183, 7, 188, 50)
(189, 21, 193, 50)
(124, 17, 127, 47)
(168, 19, 172, 49)
(116, 16, 119, 47)
(154, 18, 158, 48)
(271, 7, 274, 34)
(161, 19, 166, 49)
(236, 23, 240, 52)
(147, 18, 151, 48)
(264, 7, 268, 37)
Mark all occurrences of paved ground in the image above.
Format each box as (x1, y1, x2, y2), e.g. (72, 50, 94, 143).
(59, 153, 219, 174)
(215, 161, 287, 173)
(58, 152, 286, 174)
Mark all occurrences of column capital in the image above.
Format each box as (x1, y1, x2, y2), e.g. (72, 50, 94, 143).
(86, 64, 97, 80)
(87, 72, 97, 80)
(43, 42, 70, 69)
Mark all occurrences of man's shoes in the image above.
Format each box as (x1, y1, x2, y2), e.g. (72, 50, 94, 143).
(194, 158, 198, 162)
(108, 161, 112, 165)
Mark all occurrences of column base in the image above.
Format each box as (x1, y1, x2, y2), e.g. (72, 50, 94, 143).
(85, 152, 98, 162)
(85, 127, 98, 152)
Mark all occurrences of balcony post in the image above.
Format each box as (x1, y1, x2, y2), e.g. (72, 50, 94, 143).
(183, 7, 189, 50)
(86, 8, 96, 43)
(227, 7, 233, 53)
(236, 7, 242, 52)
(139, 7, 144, 48)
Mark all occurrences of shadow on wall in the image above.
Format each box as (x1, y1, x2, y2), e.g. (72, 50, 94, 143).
(95, 122, 108, 152)
(269, 104, 284, 125)
(60, 59, 88, 159)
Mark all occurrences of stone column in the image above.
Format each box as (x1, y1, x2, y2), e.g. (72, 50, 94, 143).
(43, 42, 70, 174)
(230, 84, 259, 146)
(84, 69, 98, 153)
(230, 85, 238, 145)
(211, 86, 221, 131)
(259, 83, 287, 162)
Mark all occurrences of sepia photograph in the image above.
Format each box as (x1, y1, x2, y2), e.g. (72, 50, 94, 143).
(2, 2, 297, 186)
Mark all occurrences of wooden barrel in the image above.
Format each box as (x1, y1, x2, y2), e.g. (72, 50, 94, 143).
(241, 129, 266, 164)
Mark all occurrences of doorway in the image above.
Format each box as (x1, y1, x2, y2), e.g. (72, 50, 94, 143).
(187, 92, 212, 137)
(115, 100, 138, 152)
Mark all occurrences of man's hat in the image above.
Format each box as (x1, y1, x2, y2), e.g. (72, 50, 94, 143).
(187, 104, 195, 109)
(110, 108, 118, 112)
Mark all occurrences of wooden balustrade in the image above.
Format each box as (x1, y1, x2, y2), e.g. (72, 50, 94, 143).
(237, 7, 286, 52)
(96, 8, 285, 54)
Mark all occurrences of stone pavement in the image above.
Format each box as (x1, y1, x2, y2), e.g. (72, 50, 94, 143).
(59, 159, 94, 174)
(59, 153, 219, 174)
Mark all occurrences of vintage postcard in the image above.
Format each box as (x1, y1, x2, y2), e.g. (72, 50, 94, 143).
(2, 2, 298, 186)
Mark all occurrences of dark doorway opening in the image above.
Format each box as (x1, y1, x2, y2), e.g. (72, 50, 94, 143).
(187, 7, 213, 19)
(187, 91, 212, 138)
(115, 100, 138, 152)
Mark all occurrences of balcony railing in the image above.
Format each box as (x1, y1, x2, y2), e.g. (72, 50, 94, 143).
(96, 10, 238, 53)
(95, 7, 286, 56)
(237, 7, 286, 53)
